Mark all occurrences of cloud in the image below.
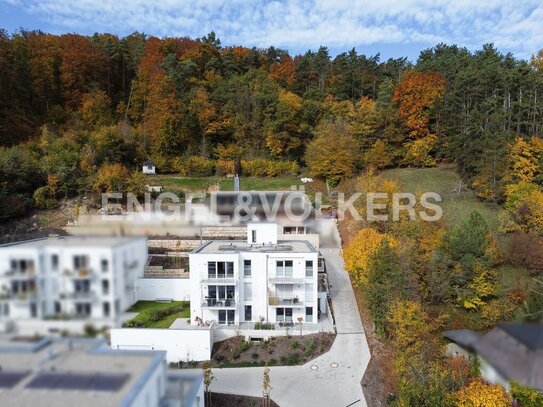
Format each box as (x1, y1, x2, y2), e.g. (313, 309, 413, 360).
(1, 0, 542, 58)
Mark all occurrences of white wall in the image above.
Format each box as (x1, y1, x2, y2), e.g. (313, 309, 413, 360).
(111, 326, 214, 362)
(128, 358, 166, 407)
(136, 278, 191, 301)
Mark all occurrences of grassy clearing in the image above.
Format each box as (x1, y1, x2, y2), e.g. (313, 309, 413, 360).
(144, 175, 221, 192)
(380, 165, 501, 232)
(219, 176, 304, 191)
(125, 301, 190, 328)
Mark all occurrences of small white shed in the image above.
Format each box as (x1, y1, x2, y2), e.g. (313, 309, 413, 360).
(142, 161, 156, 174)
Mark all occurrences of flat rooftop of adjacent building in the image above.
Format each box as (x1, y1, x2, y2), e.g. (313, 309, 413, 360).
(192, 239, 317, 254)
(0, 235, 146, 249)
(0, 337, 163, 407)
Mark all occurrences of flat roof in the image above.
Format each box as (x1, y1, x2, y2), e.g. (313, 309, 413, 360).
(192, 239, 317, 254)
(0, 235, 146, 249)
(0, 338, 164, 407)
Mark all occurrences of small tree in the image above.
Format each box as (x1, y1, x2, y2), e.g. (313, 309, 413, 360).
(203, 361, 214, 406)
(262, 365, 271, 407)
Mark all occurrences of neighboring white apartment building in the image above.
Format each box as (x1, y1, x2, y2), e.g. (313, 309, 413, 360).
(0, 236, 147, 334)
(0, 337, 204, 407)
(189, 223, 320, 327)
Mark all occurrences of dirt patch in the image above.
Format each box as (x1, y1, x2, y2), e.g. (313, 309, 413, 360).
(208, 333, 335, 368)
(207, 392, 279, 407)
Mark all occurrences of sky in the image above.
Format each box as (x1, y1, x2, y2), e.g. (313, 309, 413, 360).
(1, 0, 542, 61)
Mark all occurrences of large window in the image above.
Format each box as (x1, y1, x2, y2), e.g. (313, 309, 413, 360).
(73, 255, 89, 270)
(207, 285, 235, 300)
(305, 260, 313, 277)
(75, 303, 91, 317)
(74, 279, 90, 293)
(276, 260, 293, 277)
(243, 260, 252, 277)
(207, 261, 234, 279)
(305, 307, 313, 323)
(244, 305, 252, 322)
(218, 310, 235, 325)
(276, 308, 293, 323)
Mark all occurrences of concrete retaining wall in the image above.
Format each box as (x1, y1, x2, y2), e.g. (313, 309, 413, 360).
(137, 278, 191, 301)
(111, 324, 213, 362)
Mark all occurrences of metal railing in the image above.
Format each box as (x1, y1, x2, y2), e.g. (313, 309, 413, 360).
(201, 298, 236, 308)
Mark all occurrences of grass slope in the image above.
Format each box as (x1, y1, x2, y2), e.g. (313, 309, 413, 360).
(380, 165, 501, 232)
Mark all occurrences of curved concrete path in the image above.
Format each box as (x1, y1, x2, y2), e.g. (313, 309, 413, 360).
(199, 224, 371, 407)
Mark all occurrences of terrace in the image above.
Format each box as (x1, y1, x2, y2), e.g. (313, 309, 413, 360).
(123, 301, 190, 328)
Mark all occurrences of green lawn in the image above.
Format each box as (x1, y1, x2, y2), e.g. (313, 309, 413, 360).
(125, 301, 190, 328)
(380, 165, 501, 232)
(219, 176, 303, 191)
(144, 175, 220, 192)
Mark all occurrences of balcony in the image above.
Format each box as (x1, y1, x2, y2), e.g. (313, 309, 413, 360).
(268, 296, 304, 307)
(61, 291, 96, 301)
(201, 276, 236, 284)
(0, 290, 37, 302)
(268, 276, 305, 284)
(201, 298, 236, 308)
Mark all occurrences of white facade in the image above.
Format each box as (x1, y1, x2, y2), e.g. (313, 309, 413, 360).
(189, 223, 319, 328)
(0, 236, 148, 334)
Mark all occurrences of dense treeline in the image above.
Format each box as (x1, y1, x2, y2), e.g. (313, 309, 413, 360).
(2, 29, 543, 219)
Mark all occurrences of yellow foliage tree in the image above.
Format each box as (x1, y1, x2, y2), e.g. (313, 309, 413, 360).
(402, 134, 438, 167)
(93, 163, 129, 193)
(500, 182, 543, 236)
(455, 379, 510, 407)
(386, 300, 430, 349)
(364, 139, 392, 170)
(506, 136, 543, 184)
(462, 260, 499, 311)
(343, 228, 396, 286)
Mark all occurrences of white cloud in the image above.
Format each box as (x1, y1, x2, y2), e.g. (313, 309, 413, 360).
(2, 0, 543, 58)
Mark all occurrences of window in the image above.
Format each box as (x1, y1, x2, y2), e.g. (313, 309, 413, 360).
(244, 283, 252, 301)
(30, 303, 37, 318)
(276, 308, 293, 323)
(51, 255, 59, 270)
(101, 279, 110, 295)
(251, 229, 257, 243)
(218, 310, 235, 325)
(305, 307, 313, 323)
(243, 260, 252, 277)
(207, 285, 235, 301)
(283, 226, 296, 234)
(73, 255, 89, 270)
(305, 260, 314, 277)
(101, 259, 109, 272)
(3, 303, 9, 317)
(207, 262, 217, 278)
(208, 262, 234, 278)
(244, 305, 252, 322)
(75, 303, 91, 317)
(103, 302, 111, 317)
(74, 279, 90, 293)
(54, 301, 61, 314)
(276, 260, 293, 277)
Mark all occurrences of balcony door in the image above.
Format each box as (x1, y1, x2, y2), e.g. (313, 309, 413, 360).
(276, 308, 293, 323)
(218, 310, 235, 325)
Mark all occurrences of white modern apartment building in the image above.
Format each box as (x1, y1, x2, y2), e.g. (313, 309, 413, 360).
(0, 236, 147, 334)
(189, 223, 320, 327)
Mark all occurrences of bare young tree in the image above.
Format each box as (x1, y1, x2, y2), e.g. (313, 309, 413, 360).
(203, 361, 215, 406)
(262, 365, 271, 407)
